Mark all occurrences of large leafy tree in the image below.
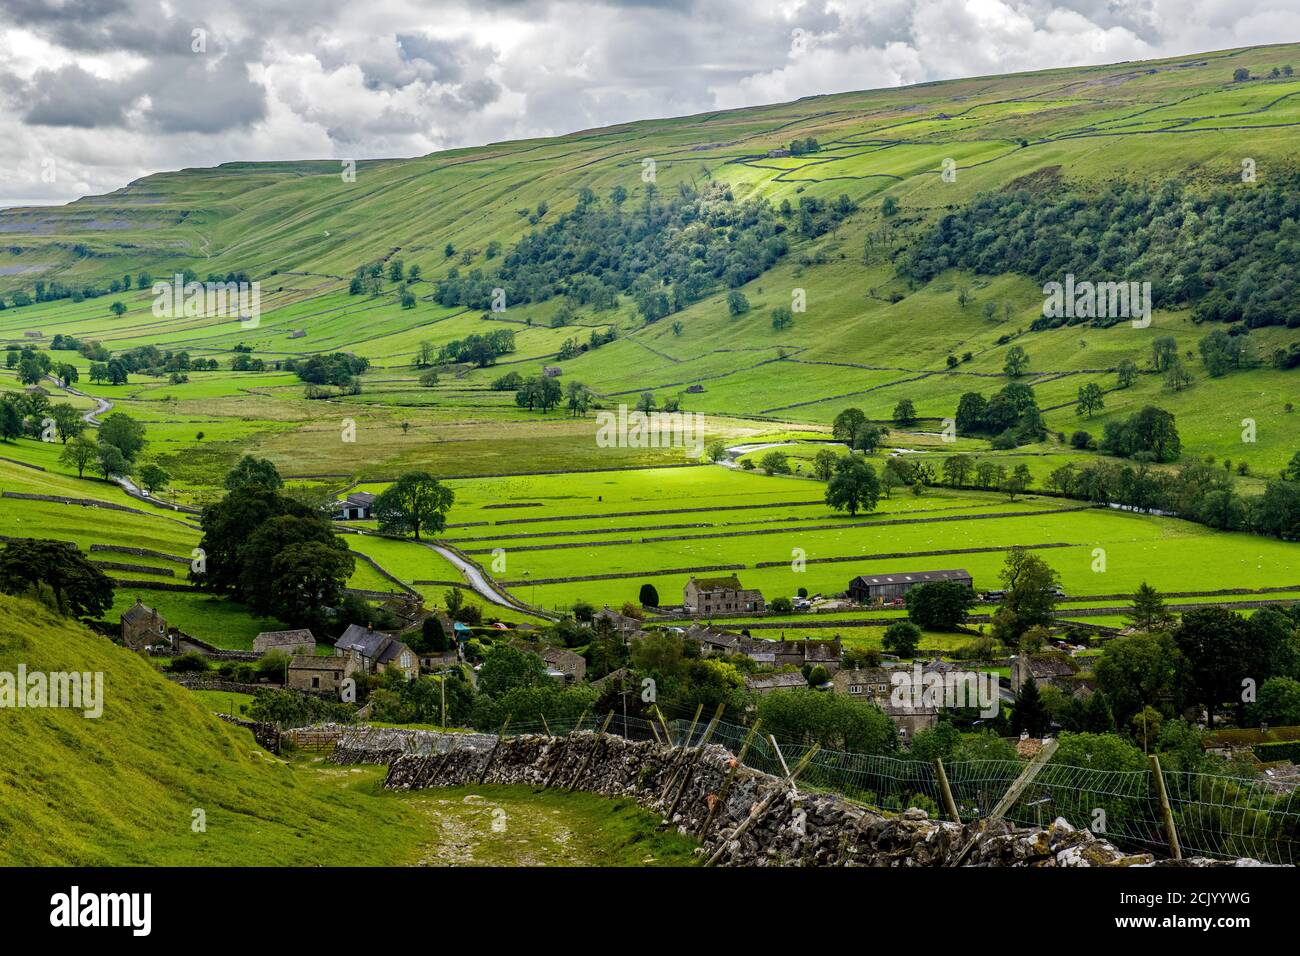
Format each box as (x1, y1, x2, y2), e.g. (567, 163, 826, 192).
(906, 580, 975, 631)
(1173, 607, 1292, 727)
(224, 455, 284, 492)
(994, 547, 1060, 643)
(824, 455, 880, 517)
(59, 434, 97, 477)
(372, 471, 455, 540)
(195, 485, 316, 594)
(240, 514, 353, 616)
(0, 538, 114, 619)
(268, 541, 355, 623)
(477, 645, 547, 697)
(1093, 631, 1186, 726)
(831, 407, 867, 443)
(755, 689, 897, 754)
(98, 412, 147, 461)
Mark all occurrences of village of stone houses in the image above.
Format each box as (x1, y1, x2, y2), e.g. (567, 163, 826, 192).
(2, 13, 1300, 883)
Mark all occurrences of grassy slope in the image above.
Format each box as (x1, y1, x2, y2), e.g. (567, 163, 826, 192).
(0, 44, 1296, 642)
(0, 43, 1293, 484)
(0, 594, 696, 865)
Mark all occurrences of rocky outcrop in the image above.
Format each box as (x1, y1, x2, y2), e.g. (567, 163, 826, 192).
(378, 731, 1261, 867)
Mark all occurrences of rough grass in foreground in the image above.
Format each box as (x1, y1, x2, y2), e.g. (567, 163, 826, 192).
(0, 594, 697, 866)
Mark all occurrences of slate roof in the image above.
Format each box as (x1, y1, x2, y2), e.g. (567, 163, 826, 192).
(122, 599, 159, 623)
(745, 672, 807, 692)
(288, 657, 344, 672)
(254, 628, 314, 647)
(1025, 653, 1080, 680)
(850, 569, 972, 588)
(335, 624, 390, 658)
(690, 574, 746, 592)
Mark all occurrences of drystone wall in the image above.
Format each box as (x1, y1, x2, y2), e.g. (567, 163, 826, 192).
(378, 731, 1265, 868)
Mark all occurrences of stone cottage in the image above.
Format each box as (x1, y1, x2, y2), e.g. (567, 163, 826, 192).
(287, 657, 347, 694)
(1011, 652, 1081, 694)
(333, 624, 418, 679)
(120, 598, 167, 651)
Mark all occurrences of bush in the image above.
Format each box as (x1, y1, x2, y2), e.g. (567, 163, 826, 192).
(882, 620, 922, 657)
(1070, 429, 1093, 449)
(246, 688, 357, 728)
(755, 689, 898, 753)
(906, 581, 975, 631)
(169, 652, 210, 673)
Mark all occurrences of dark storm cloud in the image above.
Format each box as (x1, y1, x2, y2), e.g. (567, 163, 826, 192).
(19, 49, 266, 133)
(22, 62, 133, 126)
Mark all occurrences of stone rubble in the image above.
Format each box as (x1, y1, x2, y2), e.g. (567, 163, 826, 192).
(370, 730, 1259, 867)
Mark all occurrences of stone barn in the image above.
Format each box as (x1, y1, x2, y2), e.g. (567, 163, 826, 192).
(847, 569, 973, 604)
(253, 628, 317, 657)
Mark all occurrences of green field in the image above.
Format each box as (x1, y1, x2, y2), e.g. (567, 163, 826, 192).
(0, 42, 1296, 646)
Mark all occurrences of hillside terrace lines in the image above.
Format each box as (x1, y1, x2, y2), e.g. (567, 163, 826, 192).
(498, 542, 1076, 587)
(444, 497, 828, 527)
(456, 504, 1096, 555)
(441, 500, 991, 542)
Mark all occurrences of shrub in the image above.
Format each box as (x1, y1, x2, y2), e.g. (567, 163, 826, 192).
(169, 652, 210, 673)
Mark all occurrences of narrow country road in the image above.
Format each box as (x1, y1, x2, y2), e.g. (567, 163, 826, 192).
(47, 374, 198, 513)
(54, 378, 113, 425)
(350, 530, 551, 618)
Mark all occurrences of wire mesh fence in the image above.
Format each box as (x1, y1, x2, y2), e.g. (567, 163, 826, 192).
(487, 708, 1299, 865)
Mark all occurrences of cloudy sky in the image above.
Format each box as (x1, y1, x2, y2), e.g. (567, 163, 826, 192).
(1, 0, 1297, 207)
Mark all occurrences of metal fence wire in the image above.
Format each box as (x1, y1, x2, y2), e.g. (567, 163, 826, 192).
(492, 709, 1299, 865)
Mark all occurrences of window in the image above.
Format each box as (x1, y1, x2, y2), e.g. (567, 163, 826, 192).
(312, 677, 320, 689)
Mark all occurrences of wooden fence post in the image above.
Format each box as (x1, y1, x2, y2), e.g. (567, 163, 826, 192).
(1149, 753, 1182, 861)
(566, 711, 615, 792)
(477, 715, 511, 784)
(697, 720, 761, 839)
(951, 739, 1058, 866)
(934, 758, 961, 823)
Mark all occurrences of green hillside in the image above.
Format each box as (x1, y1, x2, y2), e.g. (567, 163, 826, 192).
(0, 594, 696, 865)
(1, 42, 1296, 475)
(0, 42, 1296, 643)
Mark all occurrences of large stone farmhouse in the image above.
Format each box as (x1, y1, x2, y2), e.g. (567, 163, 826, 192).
(333, 624, 418, 679)
(120, 598, 167, 651)
(847, 568, 973, 604)
(683, 575, 765, 616)
(253, 628, 317, 656)
(833, 666, 939, 737)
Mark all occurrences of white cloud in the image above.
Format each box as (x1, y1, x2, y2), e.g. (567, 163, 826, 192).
(0, 0, 1295, 206)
